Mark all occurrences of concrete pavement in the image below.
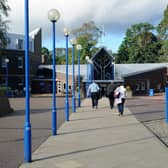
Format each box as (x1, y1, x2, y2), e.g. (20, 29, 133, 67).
(19, 98, 168, 168)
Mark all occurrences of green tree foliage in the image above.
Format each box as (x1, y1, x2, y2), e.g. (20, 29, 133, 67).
(72, 21, 103, 63)
(42, 47, 49, 56)
(41, 47, 50, 64)
(157, 5, 168, 59)
(0, 0, 10, 48)
(117, 23, 161, 63)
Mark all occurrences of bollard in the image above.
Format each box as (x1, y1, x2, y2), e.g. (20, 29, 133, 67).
(149, 89, 154, 96)
(165, 87, 168, 123)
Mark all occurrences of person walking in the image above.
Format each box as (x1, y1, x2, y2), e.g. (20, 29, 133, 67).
(106, 82, 116, 109)
(87, 81, 100, 109)
(114, 85, 126, 116)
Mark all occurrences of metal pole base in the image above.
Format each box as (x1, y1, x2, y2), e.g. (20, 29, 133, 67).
(165, 87, 168, 123)
(24, 123, 32, 162)
(78, 94, 81, 107)
(65, 100, 69, 121)
(52, 110, 57, 135)
(72, 96, 76, 112)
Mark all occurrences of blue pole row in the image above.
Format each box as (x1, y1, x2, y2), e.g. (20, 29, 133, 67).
(24, 0, 31, 162)
(65, 35, 69, 121)
(78, 49, 81, 107)
(72, 44, 76, 112)
(52, 21, 57, 135)
(165, 87, 168, 123)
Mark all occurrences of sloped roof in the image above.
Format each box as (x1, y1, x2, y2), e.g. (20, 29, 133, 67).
(29, 27, 41, 39)
(39, 63, 168, 81)
(92, 47, 113, 61)
(115, 63, 168, 78)
(39, 64, 87, 77)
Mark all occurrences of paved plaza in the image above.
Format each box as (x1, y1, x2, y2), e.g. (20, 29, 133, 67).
(19, 97, 168, 168)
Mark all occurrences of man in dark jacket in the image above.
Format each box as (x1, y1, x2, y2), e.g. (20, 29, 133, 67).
(106, 82, 115, 109)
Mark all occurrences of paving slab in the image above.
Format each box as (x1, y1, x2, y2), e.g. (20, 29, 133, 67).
(19, 98, 168, 168)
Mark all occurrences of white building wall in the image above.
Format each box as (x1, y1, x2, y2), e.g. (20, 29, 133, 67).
(6, 33, 34, 52)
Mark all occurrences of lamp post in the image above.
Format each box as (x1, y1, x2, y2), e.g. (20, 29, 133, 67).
(85, 56, 90, 96)
(64, 28, 70, 121)
(112, 57, 115, 80)
(48, 9, 60, 135)
(85, 55, 94, 94)
(165, 87, 168, 123)
(77, 44, 82, 107)
(24, 0, 31, 162)
(70, 38, 77, 112)
(5, 58, 9, 96)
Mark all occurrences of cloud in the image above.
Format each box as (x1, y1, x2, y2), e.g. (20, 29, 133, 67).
(7, 0, 168, 51)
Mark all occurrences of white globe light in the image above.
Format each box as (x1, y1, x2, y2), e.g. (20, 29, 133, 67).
(64, 28, 70, 36)
(48, 9, 60, 22)
(76, 44, 82, 50)
(70, 38, 77, 45)
(5, 58, 9, 63)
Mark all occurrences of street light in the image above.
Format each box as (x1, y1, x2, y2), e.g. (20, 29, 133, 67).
(85, 56, 90, 96)
(85, 55, 94, 95)
(5, 58, 9, 96)
(48, 8, 60, 135)
(64, 28, 70, 121)
(70, 38, 77, 112)
(77, 44, 82, 107)
(24, 0, 31, 162)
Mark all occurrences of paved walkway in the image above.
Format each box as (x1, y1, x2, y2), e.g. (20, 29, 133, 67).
(19, 98, 168, 168)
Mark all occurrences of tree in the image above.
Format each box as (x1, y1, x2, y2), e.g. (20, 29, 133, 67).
(117, 23, 160, 63)
(41, 47, 50, 64)
(157, 5, 168, 58)
(72, 21, 103, 63)
(0, 0, 10, 48)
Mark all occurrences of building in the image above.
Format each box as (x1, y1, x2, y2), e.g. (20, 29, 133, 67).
(32, 47, 168, 96)
(0, 28, 41, 96)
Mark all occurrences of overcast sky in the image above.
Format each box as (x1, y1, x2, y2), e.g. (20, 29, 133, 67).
(7, 0, 168, 52)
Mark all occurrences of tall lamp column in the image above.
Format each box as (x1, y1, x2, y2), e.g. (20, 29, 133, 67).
(24, 0, 31, 162)
(77, 44, 82, 107)
(48, 9, 60, 135)
(85, 56, 90, 96)
(5, 58, 9, 96)
(64, 28, 70, 121)
(70, 38, 77, 112)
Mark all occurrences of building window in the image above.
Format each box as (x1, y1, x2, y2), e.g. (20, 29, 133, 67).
(141, 82, 145, 91)
(18, 57, 23, 69)
(16, 39, 23, 50)
(1, 77, 5, 85)
(29, 41, 32, 51)
(1, 56, 7, 68)
(135, 84, 140, 91)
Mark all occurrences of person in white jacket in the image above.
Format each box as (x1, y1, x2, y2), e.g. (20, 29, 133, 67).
(114, 85, 126, 116)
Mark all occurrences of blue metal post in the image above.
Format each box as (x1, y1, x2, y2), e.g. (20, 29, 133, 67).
(78, 49, 81, 107)
(91, 63, 94, 81)
(5, 61, 8, 87)
(111, 63, 114, 80)
(165, 87, 168, 123)
(72, 44, 76, 112)
(24, 0, 31, 162)
(65, 35, 69, 121)
(5, 60, 9, 96)
(85, 63, 89, 96)
(51, 21, 57, 135)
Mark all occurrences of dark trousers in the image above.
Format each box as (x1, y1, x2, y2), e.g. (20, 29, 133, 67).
(117, 98, 125, 115)
(108, 95, 115, 109)
(91, 92, 98, 108)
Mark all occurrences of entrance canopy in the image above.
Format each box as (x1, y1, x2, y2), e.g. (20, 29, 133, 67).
(92, 47, 114, 81)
